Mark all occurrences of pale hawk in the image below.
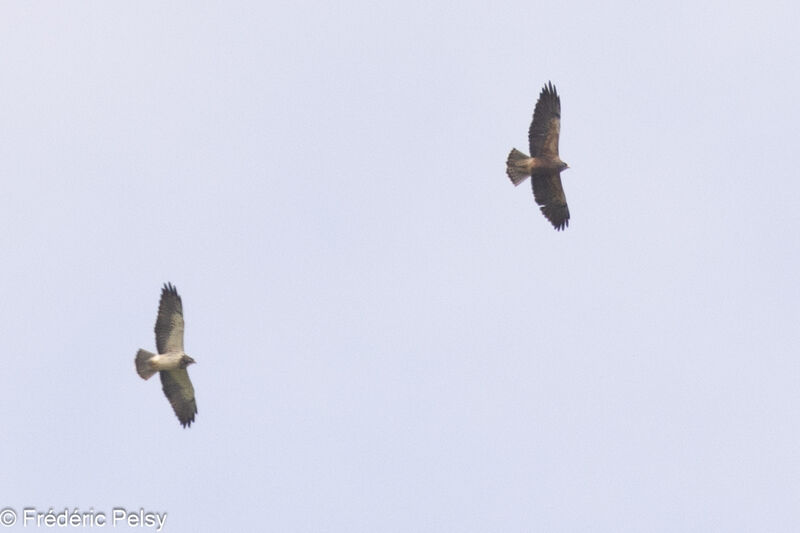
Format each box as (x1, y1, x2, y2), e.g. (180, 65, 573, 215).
(135, 282, 198, 428)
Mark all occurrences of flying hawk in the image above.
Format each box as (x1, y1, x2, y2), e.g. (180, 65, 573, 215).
(506, 81, 571, 230)
(135, 282, 198, 428)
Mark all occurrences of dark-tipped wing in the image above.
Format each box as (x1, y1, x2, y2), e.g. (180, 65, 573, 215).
(160, 369, 197, 428)
(155, 282, 184, 353)
(528, 81, 561, 158)
(532, 172, 570, 230)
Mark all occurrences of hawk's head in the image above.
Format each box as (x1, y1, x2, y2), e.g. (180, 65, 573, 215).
(560, 161, 570, 171)
(180, 355, 197, 369)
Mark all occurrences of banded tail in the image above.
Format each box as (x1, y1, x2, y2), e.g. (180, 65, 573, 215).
(506, 148, 532, 186)
(135, 349, 158, 380)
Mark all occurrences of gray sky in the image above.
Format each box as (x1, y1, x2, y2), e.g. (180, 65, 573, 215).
(2, 1, 799, 531)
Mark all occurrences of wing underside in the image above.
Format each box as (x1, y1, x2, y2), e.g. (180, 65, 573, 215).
(160, 369, 197, 427)
(155, 282, 184, 353)
(528, 82, 561, 158)
(531, 172, 570, 230)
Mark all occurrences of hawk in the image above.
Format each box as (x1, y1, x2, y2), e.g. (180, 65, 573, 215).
(506, 81, 571, 230)
(135, 282, 198, 428)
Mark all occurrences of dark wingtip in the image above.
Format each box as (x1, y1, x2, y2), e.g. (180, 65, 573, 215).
(162, 282, 178, 296)
(540, 206, 569, 231)
(179, 412, 196, 428)
(542, 81, 559, 100)
(179, 402, 197, 428)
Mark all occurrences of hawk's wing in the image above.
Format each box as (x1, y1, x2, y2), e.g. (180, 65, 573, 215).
(160, 369, 197, 427)
(532, 172, 570, 230)
(528, 81, 561, 158)
(155, 283, 184, 353)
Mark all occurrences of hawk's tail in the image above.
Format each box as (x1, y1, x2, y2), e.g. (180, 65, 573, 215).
(135, 349, 158, 380)
(506, 148, 532, 186)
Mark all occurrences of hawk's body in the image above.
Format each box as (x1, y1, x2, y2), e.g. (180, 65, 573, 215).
(139, 352, 190, 372)
(506, 81, 571, 230)
(135, 283, 198, 428)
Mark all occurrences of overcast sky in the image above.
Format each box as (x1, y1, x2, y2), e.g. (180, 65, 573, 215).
(1, 1, 799, 531)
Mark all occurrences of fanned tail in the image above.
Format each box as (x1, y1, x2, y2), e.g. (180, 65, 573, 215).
(135, 349, 158, 380)
(506, 148, 532, 186)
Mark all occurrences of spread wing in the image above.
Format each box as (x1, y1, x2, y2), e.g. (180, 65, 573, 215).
(532, 172, 570, 230)
(160, 369, 197, 427)
(155, 282, 184, 353)
(528, 81, 561, 158)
